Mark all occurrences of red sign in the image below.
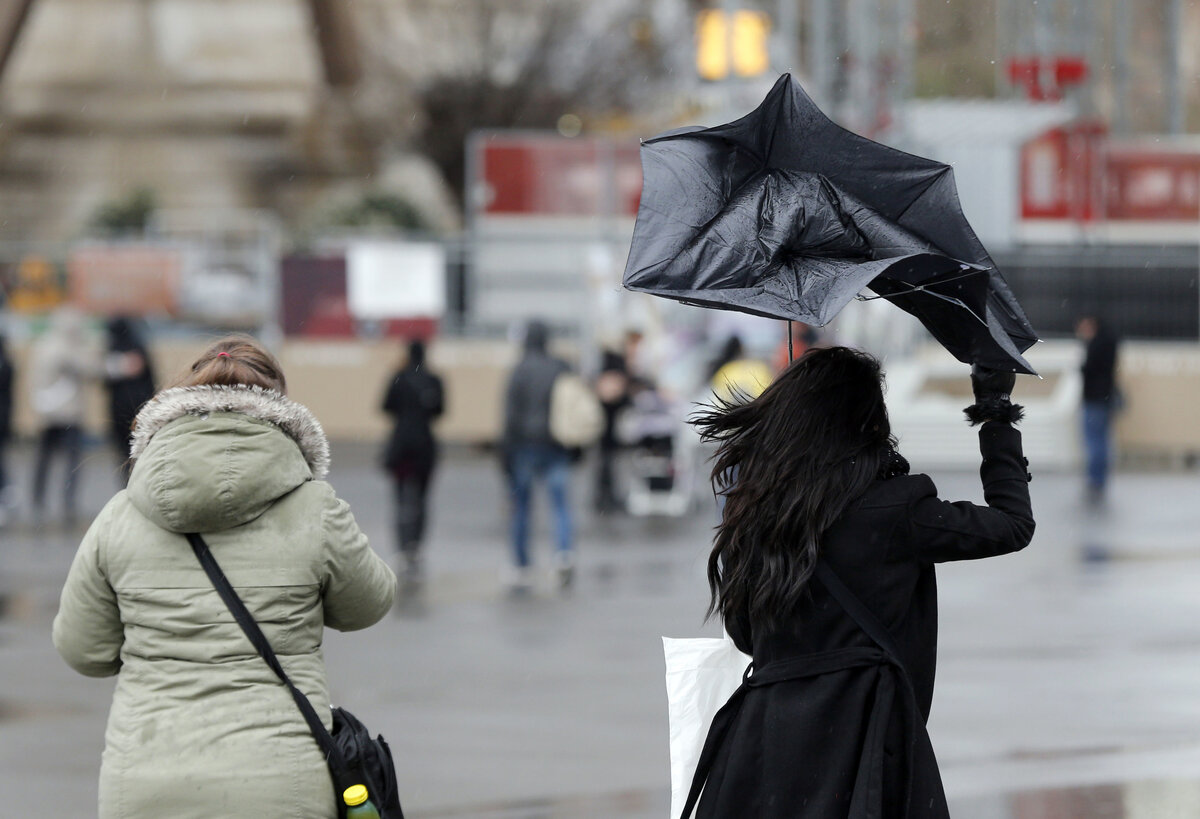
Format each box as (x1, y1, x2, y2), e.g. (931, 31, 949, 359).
(1020, 123, 1200, 222)
(1006, 55, 1089, 102)
(280, 255, 437, 339)
(475, 134, 642, 218)
(1019, 123, 1106, 220)
(1105, 149, 1200, 220)
(68, 244, 182, 316)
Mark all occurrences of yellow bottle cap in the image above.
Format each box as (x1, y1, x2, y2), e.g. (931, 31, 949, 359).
(344, 784, 369, 806)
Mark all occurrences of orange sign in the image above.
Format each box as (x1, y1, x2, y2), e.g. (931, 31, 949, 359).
(68, 244, 182, 316)
(7, 255, 65, 314)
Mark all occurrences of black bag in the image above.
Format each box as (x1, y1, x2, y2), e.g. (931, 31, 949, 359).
(187, 532, 404, 819)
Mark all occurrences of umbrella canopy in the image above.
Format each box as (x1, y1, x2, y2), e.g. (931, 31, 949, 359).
(623, 73, 1039, 374)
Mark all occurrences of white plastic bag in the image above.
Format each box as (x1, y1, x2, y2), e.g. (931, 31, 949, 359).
(663, 635, 751, 819)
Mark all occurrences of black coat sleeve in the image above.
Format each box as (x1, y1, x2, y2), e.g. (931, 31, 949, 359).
(905, 421, 1035, 563)
(381, 375, 401, 415)
(502, 369, 522, 450)
(425, 375, 445, 419)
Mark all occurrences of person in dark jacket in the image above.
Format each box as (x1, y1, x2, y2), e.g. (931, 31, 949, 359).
(381, 339, 444, 584)
(685, 346, 1035, 819)
(1075, 314, 1120, 505)
(0, 333, 13, 526)
(103, 316, 156, 483)
(502, 319, 572, 590)
(593, 346, 631, 514)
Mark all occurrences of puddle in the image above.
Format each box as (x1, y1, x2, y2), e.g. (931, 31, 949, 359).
(953, 779, 1200, 818)
(0, 699, 83, 723)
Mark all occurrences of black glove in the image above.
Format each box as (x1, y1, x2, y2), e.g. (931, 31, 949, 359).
(964, 365, 1023, 426)
(970, 364, 1015, 403)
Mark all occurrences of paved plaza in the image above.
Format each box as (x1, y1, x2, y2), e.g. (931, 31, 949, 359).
(3, 438, 1200, 817)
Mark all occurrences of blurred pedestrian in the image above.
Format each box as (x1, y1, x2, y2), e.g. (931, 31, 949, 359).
(0, 332, 13, 526)
(684, 347, 1034, 818)
(103, 316, 156, 483)
(708, 335, 773, 403)
(29, 307, 95, 526)
(773, 321, 820, 372)
(593, 341, 633, 514)
(381, 339, 444, 585)
(53, 333, 396, 819)
(1075, 313, 1120, 505)
(502, 319, 574, 590)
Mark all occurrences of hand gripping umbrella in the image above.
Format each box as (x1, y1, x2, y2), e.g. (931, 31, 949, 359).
(622, 73, 1039, 374)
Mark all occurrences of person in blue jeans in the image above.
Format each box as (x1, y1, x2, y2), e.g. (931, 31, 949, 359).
(502, 320, 574, 590)
(1076, 314, 1120, 505)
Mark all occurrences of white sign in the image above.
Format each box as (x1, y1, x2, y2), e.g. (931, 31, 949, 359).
(346, 241, 446, 319)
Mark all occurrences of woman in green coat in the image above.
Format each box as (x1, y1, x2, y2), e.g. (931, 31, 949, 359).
(53, 335, 397, 819)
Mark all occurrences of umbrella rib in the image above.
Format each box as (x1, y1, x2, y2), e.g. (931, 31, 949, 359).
(858, 288, 990, 328)
(856, 267, 991, 326)
(856, 265, 986, 298)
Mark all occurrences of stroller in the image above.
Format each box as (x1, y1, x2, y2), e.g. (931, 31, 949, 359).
(620, 388, 697, 517)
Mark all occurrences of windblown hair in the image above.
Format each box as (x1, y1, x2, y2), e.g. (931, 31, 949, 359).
(170, 334, 287, 394)
(691, 346, 897, 633)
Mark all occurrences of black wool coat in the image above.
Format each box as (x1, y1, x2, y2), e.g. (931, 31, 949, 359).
(382, 366, 445, 474)
(694, 422, 1035, 819)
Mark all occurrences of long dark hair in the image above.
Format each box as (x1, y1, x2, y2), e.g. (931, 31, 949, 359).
(691, 346, 898, 633)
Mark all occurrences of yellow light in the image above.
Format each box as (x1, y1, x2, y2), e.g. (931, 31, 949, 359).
(696, 10, 728, 81)
(695, 10, 772, 81)
(732, 11, 771, 77)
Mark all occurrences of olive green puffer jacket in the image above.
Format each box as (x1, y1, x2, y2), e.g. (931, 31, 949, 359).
(53, 385, 397, 819)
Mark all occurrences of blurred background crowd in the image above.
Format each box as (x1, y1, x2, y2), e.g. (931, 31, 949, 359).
(0, 1, 1198, 816)
(0, 0, 1196, 530)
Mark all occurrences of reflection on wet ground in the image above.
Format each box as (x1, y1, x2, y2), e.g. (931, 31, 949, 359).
(408, 780, 1197, 819)
(955, 779, 1200, 819)
(412, 789, 666, 819)
(6, 445, 1200, 816)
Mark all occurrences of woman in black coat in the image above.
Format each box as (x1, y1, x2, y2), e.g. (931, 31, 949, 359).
(685, 346, 1034, 819)
(381, 339, 445, 584)
(104, 316, 156, 482)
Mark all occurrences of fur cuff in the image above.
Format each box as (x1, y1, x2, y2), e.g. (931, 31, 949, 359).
(963, 398, 1025, 426)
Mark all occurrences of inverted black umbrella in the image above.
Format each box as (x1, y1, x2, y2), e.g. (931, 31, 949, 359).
(623, 73, 1039, 374)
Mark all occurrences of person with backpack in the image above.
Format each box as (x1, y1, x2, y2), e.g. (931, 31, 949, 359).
(683, 346, 1034, 818)
(52, 334, 396, 819)
(381, 339, 445, 585)
(501, 319, 595, 591)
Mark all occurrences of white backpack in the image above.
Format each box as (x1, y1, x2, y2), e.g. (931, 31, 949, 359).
(549, 372, 604, 448)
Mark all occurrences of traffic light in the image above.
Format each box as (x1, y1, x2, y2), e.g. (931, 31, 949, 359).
(696, 9, 771, 81)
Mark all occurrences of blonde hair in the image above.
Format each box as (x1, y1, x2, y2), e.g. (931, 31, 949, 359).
(172, 334, 287, 394)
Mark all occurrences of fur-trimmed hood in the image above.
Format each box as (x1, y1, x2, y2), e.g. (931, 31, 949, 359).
(130, 385, 330, 479)
(126, 385, 330, 533)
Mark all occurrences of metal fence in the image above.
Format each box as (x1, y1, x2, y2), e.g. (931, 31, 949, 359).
(3, 229, 1196, 348)
(995, 244, 1200, 340)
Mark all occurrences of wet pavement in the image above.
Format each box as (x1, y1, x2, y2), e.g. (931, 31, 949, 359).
(2, 439, 1200, 817)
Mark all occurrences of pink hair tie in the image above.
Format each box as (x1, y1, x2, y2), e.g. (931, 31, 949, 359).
(217, 352, 231, 359)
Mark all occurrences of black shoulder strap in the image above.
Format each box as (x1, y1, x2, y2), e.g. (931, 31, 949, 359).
(814, 561, 904, 667)
(186, 532, 349, 778)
